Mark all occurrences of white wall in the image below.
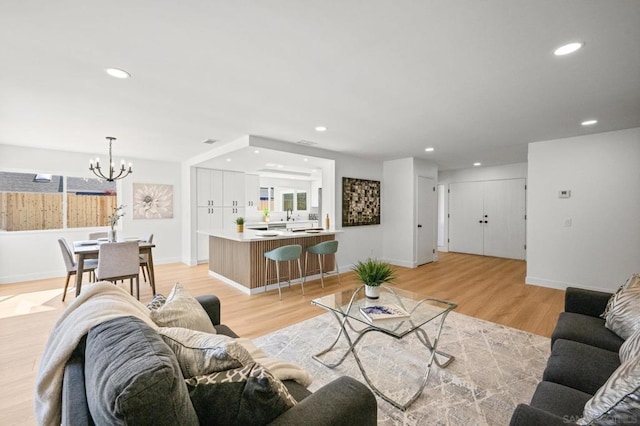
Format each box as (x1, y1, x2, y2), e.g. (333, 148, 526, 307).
(526, 128, 640, 292)
(438, 162, 527, 251)
(382, 158, 438, 267)
(0, 144, 182, 284)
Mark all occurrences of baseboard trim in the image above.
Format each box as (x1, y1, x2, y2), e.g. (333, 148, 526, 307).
(525, 276, 613, 293)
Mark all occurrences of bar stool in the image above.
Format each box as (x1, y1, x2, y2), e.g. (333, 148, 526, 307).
(305, 240, 340, 288)
(264, 244, 304, 299)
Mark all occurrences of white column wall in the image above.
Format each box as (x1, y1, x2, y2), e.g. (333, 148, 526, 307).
(526, 128, 640, 292)
(0, 144, 182, 284)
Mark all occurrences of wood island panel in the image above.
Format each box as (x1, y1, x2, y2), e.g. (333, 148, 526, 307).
(209, 234, 335, 291)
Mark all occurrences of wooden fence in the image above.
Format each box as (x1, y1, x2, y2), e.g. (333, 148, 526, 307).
(0, 192, 116, 231)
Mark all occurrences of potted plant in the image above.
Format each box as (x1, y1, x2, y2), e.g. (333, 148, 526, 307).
(235, 216, 244, 233)
(352, 258, 397, 299)
(107, 204, 125, 242)
(263, 209, 270, 222)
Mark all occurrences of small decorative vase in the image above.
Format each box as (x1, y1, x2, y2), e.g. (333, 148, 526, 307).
(237, 224, 244, 233)
(365, 285, 380, 300)
(264, 215, 270, 222)
(108, 229, 117, 243)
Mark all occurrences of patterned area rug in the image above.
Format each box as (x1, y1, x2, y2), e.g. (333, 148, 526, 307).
(253, 311, 550, 425)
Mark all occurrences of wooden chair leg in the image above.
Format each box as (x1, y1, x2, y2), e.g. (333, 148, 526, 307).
(135, 277, 140, 300)
(62, 272, 73, 301)
(141, 265, 148, 282)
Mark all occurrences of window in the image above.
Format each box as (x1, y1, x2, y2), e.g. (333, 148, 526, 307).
(0, 171, 116, 231)
(281, 190, 307, 212)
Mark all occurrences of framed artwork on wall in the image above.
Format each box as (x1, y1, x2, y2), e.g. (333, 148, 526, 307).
(132, 183, 174, 219)
(342, 177, 381, 227)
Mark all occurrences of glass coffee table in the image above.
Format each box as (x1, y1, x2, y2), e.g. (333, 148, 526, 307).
(311, 285, 457, 411)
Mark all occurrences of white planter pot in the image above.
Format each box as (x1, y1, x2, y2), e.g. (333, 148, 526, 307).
(365, 285, 380, 299)
(108, 229, 117, 243)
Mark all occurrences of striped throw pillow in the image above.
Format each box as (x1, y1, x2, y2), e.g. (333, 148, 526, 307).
(620, 328, 640, 364)
(601, 274, 640, 319)
(578, 352, 640, 424)
(605, 281, 640, 340)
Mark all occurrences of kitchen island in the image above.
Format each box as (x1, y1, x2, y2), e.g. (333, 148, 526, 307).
(199, 229, 339, 294)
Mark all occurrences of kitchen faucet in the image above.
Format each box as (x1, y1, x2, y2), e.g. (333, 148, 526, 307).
(286, 208, 293, 221)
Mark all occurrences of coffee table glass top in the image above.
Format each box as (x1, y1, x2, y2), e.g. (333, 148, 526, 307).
(311, 285, 457, 337)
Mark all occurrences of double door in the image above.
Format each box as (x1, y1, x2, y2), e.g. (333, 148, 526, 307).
(448, 179, 526, 260)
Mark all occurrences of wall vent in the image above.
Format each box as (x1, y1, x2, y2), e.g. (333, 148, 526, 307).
(296, 139, 318, 146)
(202, 138, 219, 145)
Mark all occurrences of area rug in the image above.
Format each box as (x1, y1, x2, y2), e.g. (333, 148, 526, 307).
(253, 311, 550, 425)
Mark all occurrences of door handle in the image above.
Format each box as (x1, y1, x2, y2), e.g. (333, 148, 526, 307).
(479, 220, 483, 224)
(417, 224, 422, 228)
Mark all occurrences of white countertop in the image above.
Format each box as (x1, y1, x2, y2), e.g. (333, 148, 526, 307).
(198, 228, 339, 242)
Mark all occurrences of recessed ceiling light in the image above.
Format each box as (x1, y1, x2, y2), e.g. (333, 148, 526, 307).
(105, 68, 131, 79)
(425, 147, 435, 152)
(266, 163, 276, 167)
(277, 164, 284, 168)
(225, 158, 231, 162)
(303, 158, 309, 162)
(554, 42, 584, 56)
(581, 119, 598, 126)
(473, 162, 482, 167)
(315, 126, 327, 132)
(311, 169, 317, 172)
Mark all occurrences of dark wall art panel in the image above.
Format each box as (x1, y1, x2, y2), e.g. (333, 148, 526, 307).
(342, 177, 381, 227)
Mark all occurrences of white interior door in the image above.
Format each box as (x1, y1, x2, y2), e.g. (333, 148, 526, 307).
(448, 181, 484, 255)
(483, 179, 526, 259)
(417, 176, 435, 265)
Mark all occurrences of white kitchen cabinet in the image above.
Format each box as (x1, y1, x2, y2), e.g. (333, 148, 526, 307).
(222, 171, 245, 207)
(223, 207, 245, 230)
(245, 174, 260, 212)
(197, 206, 223, 262)
(197, 168, 223, 207)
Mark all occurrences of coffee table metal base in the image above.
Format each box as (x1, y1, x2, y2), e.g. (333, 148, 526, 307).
(312, 309, 454, 411)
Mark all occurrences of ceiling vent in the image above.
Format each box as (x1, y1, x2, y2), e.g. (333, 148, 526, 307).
(202, 138, 219, 145)
(296, 139, 318, 146)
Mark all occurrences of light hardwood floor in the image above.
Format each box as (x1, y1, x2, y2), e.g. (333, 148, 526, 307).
(0, 252, 564, 425)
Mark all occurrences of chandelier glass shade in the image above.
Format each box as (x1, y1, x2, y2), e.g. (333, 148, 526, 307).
(89, 137, 133, 182)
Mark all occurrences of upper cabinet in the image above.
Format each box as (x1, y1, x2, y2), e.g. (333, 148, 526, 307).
(245, 174, 260, 211)
(222, 171, 245, 207)
(197, 168, 223, 207)
(197, 168, 246, 208)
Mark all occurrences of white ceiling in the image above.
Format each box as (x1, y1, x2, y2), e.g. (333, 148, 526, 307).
(1, 1, 639, 171)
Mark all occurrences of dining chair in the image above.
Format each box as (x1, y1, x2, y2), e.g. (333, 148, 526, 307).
(264, 244, 304, 300)
(58, 238, 98, 301)
(139, 233, 154, 284)
(95, 241, 141, 300)
(305, 240, 340, 288)
(88, 231, 108, 240)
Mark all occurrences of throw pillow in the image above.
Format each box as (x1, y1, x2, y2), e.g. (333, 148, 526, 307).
(159, 327, 254, 378)
(186, 362, 297, 425)
(605, 283, 640, 340)
(619, 328, 640, 363)
(84, 316, 199, 425)
(147, 293, 166, 311)
(601, 274, 640, 319)
(578, 352, 640, 425)
(150, 283, 216, 334)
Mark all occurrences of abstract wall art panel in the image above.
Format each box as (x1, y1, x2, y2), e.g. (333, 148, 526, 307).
(342, 177, 380, 227)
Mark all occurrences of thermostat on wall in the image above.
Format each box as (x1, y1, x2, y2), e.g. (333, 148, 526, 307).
(559, 190, 571, 198)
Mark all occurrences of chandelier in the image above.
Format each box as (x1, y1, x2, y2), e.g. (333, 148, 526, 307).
(89, 137, 133, 182)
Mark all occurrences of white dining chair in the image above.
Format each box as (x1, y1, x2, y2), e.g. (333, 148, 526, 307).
(88, 231, 108, 240)
(95, 241, 141, 300)
(58, 238, 98, 301)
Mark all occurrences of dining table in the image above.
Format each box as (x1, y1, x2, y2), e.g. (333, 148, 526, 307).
(72, 239, 157, 297)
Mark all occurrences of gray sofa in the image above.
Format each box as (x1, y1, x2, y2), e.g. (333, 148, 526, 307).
(509, 287, 624, 425)
(61, 294, 377, 425)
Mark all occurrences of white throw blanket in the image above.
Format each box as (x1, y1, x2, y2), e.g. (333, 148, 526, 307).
(34, 282, 156, 426)
(236, 338, 313, 388)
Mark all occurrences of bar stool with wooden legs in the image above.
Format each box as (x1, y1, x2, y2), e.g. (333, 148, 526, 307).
(264, 244, 304, 300)
(305, 240, 340, 288)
